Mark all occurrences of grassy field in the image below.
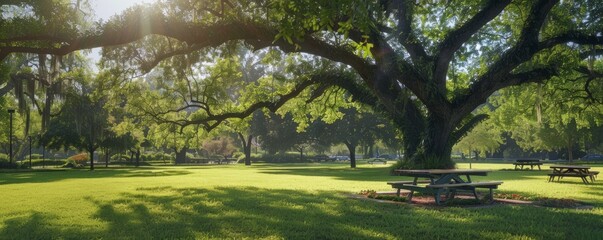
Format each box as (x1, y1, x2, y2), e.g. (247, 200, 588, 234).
(1, 162, 602, 239)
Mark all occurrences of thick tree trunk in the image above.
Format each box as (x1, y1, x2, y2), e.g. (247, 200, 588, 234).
(105, 148, 110, 168)
(407, 115, 455, 169)
(238, 133, 252, 166)
(174, 147, 187, 164)
(567, 140, 573, 163)
(244, 143, 251, 165)
(345, 142, 357, 168)
(89, 149, 95, 170)
(135, 148, 141, 167)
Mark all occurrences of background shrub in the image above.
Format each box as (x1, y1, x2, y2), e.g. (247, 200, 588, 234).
(0, 153, 8, 162)
(232, 151, 243, 159)
(67, 153, 89, 165)
(111, 154, 129, 161)
(139, 153, 150, 161)
(29, 153, 43, 159)
(0, 159, 20, 169)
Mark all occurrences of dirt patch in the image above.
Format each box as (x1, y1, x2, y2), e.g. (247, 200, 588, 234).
(349, 191, 593, 210)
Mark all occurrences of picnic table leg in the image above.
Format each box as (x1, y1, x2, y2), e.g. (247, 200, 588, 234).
(488, 188, 494, 201)
(396, 188, 401, 197)
(581, 176, 589, 184)
(434, 189, 443, 205)
(446, 189, 455, 201)
(407, 191, 414, 203)
(537, 165, 541, 170)
(472, 188, 478, 200)
(530, 165, 534, 170)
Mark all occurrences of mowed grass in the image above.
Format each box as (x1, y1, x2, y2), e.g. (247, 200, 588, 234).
(1, 162, 603, 239)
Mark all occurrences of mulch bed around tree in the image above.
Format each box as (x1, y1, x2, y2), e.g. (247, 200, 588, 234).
(348, 191, 594, 210)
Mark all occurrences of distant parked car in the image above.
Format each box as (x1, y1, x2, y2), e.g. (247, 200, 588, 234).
(581, 154, 603, 161)
(334, 155, 350, 161)
(313, 155, 334, 161)
(378, 154, 400, 160)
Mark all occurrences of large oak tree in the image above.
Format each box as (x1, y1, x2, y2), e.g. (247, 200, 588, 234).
(2, 0, 602, 168)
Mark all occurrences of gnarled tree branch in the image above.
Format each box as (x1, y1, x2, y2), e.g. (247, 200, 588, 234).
(433, 0, 511, 86)
(393, 0, 429, 63)
(453, 67, 557, 123)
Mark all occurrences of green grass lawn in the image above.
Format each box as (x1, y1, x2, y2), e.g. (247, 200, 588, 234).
(1, 162, 602, 239)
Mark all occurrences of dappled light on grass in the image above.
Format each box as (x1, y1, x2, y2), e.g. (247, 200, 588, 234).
(84, 187, 396, 239)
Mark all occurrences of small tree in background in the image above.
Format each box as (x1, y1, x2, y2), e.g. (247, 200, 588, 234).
(41, 91, 113, 170)
(319, 108, 393, 168)
(454, 118, 504, 161)
(203, 137, 236, 164)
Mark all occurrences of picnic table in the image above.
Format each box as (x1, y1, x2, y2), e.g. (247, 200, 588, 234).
(389, 169, 502, 205)
(513, 159, 542, 170)
(548, 165, 598, 184)
(367, 158, 387, 165)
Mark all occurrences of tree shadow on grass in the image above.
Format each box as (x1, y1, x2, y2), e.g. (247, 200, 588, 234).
(0, 169, 191, 185)
(258, 167, 402, 182)
(255, 164, 603, 183)
(4, 186, 603, 239)
(259, 167, 557, 183)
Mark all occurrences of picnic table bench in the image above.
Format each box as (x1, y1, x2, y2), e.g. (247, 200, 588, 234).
(548, 165, 598, 184)
(513, 159, 542, 170)
(368, 158, 387, 165)
(427, 181, 503, 204)
(391, 169, 503, 205)
(387, 180, 431, 196)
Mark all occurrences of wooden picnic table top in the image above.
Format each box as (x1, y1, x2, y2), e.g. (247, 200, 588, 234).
(549, 165, 590, 169)
(515, 159, 541, 162)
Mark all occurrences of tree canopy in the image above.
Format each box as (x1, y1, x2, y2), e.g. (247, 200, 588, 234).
(2, 0, 602, 168)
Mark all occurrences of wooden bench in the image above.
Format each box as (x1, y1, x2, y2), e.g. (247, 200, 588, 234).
(426, 181, 503, 204)
(548, 172, 597, 184)
(513, 159, 542, 170)
(388, 181, 503, 204)
(387, 180, 431, 196)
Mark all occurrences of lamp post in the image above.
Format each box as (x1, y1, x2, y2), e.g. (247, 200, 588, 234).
(8, 109, 14, 164)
